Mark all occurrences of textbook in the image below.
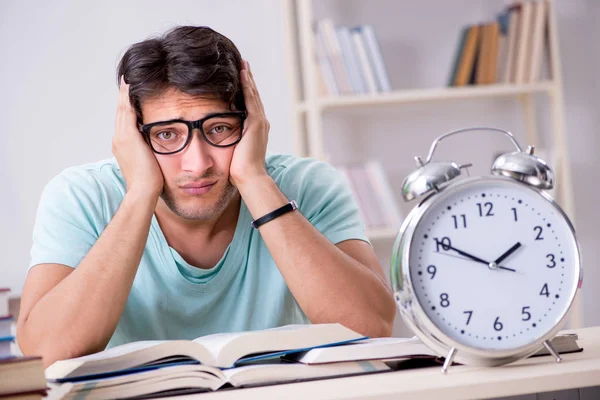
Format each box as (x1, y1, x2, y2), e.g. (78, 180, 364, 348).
(287, 333, 583, 365)
(57, 359, 390, 399)
(46, 323, 367, 381)
(0, 356, 47, 398)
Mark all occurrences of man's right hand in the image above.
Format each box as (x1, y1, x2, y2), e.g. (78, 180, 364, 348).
(112, 76, 164, 197)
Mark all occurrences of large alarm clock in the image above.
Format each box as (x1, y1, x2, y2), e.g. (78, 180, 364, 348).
(390, 127, 582, 372)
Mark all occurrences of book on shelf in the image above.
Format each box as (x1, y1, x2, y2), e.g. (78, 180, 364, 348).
(449, 0, 551, 87)
(0, 336, 14, 358)
(54, 359, 389, 399)
(0, 356, 47, 399)
(337, 161, 403, 233)
(286, 332, 583, 365)
(0, 288, 9, 317)
(0, 316, 13, 339)
(313, 18, 391, 96)
(45, 323, 366, 382)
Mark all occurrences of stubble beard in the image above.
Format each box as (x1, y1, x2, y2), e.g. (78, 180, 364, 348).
(160, 179, 238, 221)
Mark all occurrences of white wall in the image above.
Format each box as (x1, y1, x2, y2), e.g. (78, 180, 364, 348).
(0, 0, 293, 293)
(1, 0, 599, 330)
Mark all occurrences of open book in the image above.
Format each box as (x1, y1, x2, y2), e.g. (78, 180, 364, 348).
(46, 324, 366, 381)
(55, 359, 390, 399)
(286, 333, 583, 365)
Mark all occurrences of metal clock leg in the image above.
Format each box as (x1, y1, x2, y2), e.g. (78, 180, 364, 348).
(441, 347, 457, 374)
(543, 340, 563, 363)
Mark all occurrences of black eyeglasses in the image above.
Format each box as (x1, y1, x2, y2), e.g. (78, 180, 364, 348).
(140, 111, 246, 155)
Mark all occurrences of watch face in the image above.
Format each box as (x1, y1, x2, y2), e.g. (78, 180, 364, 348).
(408, 177, 580, 351)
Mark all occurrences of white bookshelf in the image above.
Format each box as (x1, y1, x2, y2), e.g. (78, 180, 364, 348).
(281, 0, 581, 328)
(299, 81, 556, 111)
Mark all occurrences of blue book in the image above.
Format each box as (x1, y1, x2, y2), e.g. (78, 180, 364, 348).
(46, 323, 368, 382)
(0, 315, 14, 338)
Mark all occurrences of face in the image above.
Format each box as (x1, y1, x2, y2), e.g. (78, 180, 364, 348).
(141, 89, 238, 221)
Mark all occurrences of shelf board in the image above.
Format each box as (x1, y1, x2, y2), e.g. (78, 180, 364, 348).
(297, 82, 556, 112)
(366, 227, 399, 241)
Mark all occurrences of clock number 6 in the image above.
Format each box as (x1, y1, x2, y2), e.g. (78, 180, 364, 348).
(494, 317, 503, 331)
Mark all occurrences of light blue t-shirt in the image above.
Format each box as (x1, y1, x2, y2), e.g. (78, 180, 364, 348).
(29, 153, 369, 348)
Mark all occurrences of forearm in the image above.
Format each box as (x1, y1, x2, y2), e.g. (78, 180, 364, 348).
(19, 190, 158, 365)
(238, 175, 395, 337)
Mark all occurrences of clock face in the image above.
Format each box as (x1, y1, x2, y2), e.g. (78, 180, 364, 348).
(408, 177, 580, 351)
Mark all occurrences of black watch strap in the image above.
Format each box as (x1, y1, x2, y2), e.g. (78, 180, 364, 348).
(251, 200, 298, 229)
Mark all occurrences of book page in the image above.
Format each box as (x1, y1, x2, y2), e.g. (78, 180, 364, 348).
(192, 325, 322, 361)
(68, 341, 167, 362)
(223, 360, 390, 387)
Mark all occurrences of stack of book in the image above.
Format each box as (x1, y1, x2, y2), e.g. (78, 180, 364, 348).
(449, 0, 551, 86)
(0, 288, 14, 357)
(314, 18, 392, 96)
(0, 288, 48, 399)
(337, 161, 403, 232)
(0, 356, 47, 399)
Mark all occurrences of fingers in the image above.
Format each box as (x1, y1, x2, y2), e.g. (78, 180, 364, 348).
(240, 60, 266, 117)
(117, 75, 137, 128)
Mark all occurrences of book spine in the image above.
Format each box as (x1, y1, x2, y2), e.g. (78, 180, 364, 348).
(359, 24, 392, 92)
(314, 25, 339, 96)
(337, 166, 369, 226)
(448, 26, 469, 86)
(350, 28, 378, 93)
(351, 166, 387, 228)
(487, 21, 500, 84)
(503, 6, 521, 83)
(514, 1, 533, 84)
(319, 18, 353, 94)
(336, 26, 367, 94)
(527, 1, 547, 82)
(365, 161, 404, 230)
(0, 289, 9, 318)
(454, 25, 480, 86)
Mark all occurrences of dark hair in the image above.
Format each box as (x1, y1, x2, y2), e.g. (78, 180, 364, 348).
(117, 26, 245, 121)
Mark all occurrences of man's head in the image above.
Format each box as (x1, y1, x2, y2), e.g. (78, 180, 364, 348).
(117, 26, 244, 221)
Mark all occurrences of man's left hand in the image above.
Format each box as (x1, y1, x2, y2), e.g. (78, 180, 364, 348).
(229, 60, 270, 188)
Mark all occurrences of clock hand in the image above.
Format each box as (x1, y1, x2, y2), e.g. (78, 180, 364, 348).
(494, 242, 522, 265)
(434, 241, 490, 265)
(436, 250, 517, 272)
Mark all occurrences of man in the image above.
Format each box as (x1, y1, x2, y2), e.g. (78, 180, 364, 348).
(17, 26, 396, 367)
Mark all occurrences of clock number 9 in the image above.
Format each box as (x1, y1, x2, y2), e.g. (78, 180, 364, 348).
(427, 265, 437, 279)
